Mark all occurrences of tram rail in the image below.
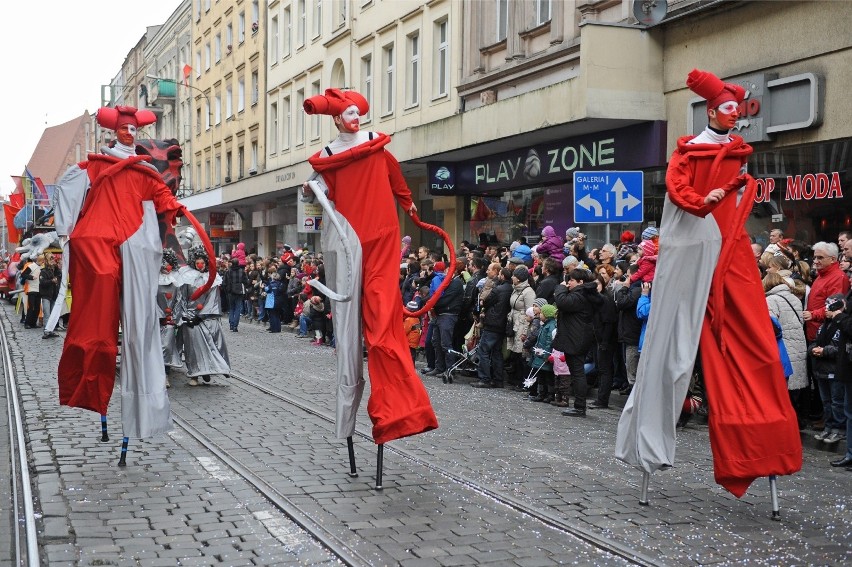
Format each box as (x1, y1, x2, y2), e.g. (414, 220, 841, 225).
(168, 369, 665, 567)
(1, 318, 41, 567)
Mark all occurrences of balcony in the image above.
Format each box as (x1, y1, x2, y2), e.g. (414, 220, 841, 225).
(149, 79, 177, 106)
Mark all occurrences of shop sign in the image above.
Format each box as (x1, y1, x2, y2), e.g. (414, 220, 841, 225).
(297, 198, 323, 233)
(428, 121, 666, 195)
(689, 72, 822, 143)
(753, 172, 843, 203)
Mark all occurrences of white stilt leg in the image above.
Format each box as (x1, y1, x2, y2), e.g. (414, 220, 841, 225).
(639, 471, 650, 506)
(769, 475, 780, 520)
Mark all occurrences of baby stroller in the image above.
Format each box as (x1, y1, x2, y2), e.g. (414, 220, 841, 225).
(445, 322, 482, 384)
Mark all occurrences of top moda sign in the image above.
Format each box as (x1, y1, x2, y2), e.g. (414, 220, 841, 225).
(428, 122, 666, 195)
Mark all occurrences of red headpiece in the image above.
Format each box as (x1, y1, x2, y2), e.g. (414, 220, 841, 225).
(303, 88, 369, 116)
(96, 105, 157, 131)
(686, 69, 746, 109)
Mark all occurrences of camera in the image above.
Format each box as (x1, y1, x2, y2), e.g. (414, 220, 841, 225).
(827, 299, 844, 312)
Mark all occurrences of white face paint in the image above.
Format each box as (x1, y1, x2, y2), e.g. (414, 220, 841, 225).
(337, 105, 361, 133)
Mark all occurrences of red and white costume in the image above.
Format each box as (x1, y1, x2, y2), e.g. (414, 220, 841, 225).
(56, 106, 185, 439)
(304, 89, 438, 444)
(616, 71, 801, 496)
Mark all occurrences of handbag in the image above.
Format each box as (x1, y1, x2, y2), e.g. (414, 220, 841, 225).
(505, 316, 516, 338)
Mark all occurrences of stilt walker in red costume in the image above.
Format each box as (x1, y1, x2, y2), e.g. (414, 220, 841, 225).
(302, 89, 441, 486)
(615, 70, 801, 511)
(54, 106, 215, 465)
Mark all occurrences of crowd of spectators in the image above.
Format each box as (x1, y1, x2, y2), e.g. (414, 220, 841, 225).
(216, 226, 852, 469)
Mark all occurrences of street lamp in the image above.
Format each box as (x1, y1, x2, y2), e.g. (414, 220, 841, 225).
(146, 75, 214, 195)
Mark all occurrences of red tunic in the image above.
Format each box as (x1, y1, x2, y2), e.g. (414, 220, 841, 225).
(309, 134, 438, 444)
(58, 154, 183, 416)
(667, 135, 802, 496)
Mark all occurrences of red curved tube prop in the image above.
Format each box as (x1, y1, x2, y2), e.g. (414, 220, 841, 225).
(403, 211, 456, 319)
(181, 208, 218, 301)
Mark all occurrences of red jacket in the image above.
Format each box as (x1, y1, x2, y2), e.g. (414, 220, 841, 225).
(805, 262, 850, 341)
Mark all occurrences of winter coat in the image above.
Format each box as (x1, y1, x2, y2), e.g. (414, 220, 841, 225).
(232, 242, 247, 266)
(481, 280, 512, 333)
(537, 226, 565, 262)
(595, 289, 618, 349)
(534, 273, 560, 304)
(225, 265, 250, 297)
(433, 275, 464, 315)
(809, 318, 840, 381)
(614, 282, 643, 345)
(530, 318, 557, 370)
(508, 281, 536, 353)
(552, 281, 602, 355)
(765, 283, 808, 390)
(832, 291, 852, 384)
(404, 316, 422, 349)
(512, 243, 533, 263)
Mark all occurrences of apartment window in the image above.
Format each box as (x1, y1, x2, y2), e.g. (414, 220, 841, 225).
(196, 108, 202, 134)
(251, 71, 259, 105)
(536, 0, 551, 25)
(497, 0, 508, 41)
(297, 0, 306, 46)
(435, 19, 449, 97)
(215, 33, 221, 63)
(205, 99, 211, 130)
(226, 23, 233, 49)
(215, 154, 221, 185)
(406, 32, 420, 107)
(312, 0, 322, 38)
(196, 162, 202, 190)
(205, 42, 211, 70)
(226, 86, 233, 118)
(238, 77, 245, 111)
(361, 55, 372, 123)
(311, 81, 321, 139)
(204, 0, 210, 11)
(271, 16, 279, 62)
(383, 43, 394, 115)
(214, 94, 221, 125)
(283, 6, 292, 56)
(335, 0, 347, 28)
(239, 12, 246, 43)
(195, 51, 202, 77)
(226, 151, 232, 180)
(270, 102, 278, 154)
(251, 141, 258, 171)
(195, 0, 201, 21)
(205, 158, 211, 189)
(238, 145, 245, 178)
(282, 95, 291, 150)
(296, 88, 305, 144)
(252, 1, 260, 32)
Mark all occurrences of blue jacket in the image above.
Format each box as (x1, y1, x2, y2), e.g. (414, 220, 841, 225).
(636, 292, 651, 352)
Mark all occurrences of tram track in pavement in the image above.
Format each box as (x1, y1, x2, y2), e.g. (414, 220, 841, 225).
(168, 368, 664, 567)
(1, 316, 41, 567)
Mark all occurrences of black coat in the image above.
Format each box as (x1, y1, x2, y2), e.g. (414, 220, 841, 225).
(614, 282, 643, 345)
(832, 291, 852, 383)
(481, 280, 512, 333)
(594, 290, 619, 349)
(224, 266, 250, 297)
(552, 281, 602, 355)
(535, 274, 560, 304)
(433, 275, 464, 315)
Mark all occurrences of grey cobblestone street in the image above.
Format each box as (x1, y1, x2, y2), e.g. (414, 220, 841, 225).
(2, 302, 850, 565)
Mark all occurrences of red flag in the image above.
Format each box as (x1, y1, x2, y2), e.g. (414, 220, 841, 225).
(3, 204, 21, 243)
(9, 176, 24, 195)
(9, 192, 24, 209)
(182, 64, 192, 86)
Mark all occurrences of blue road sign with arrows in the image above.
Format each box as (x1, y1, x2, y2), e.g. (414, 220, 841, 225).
(573, 171, 644, 224)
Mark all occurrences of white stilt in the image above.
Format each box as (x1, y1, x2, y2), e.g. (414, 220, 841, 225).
(639, 471, 650, 506)
(769, 475, 780, 520)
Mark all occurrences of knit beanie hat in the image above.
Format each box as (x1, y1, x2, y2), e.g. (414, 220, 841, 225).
(641, 226, 659, 240)
(525, 307, 535, 318)
(509, 241, 519, 252)
(541, 304, 557, 319)
(532, 298, 547, 309)
(513, 266, 529, 281)
(434, 261, 446, 272)
(566, 227, 581, 239)
(406, 300, 420, 311)
(508, 257, 524, 265)
(620, 230, 635, 243)
(402, 235, 412, 244)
